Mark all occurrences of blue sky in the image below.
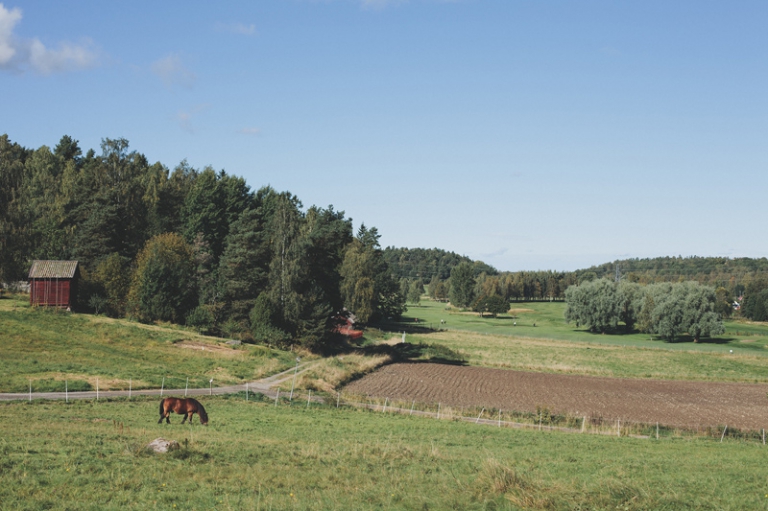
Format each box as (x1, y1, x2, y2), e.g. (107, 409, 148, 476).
(2, 1, 766, 271)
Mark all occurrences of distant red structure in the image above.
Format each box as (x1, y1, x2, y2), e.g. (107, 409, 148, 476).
(336, 325, 364, 340)
(333, 309, 364, 340)
(28, 260, 80, 310)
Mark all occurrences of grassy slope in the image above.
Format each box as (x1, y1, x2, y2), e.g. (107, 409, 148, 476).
(0, 295, 295, 393)
(1, 396, 766, 511)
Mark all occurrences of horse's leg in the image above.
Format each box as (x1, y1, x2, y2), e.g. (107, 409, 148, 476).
(181, 413, 188, 424)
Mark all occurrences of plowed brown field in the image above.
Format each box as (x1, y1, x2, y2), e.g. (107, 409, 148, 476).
(344, 363, 768, 430)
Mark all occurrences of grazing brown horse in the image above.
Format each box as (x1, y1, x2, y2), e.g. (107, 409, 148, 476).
(158, 397, 208, 425)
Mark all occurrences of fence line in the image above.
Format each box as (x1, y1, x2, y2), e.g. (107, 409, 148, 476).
(9, 378, 765, 444)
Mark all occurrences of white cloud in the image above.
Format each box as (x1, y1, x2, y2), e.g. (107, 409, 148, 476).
(215, 22, 256, 36)
(238, 127, 261, 136)
(0, 3, 98, 74)
(152, 53, 196, 89)
(28, 37, 98, 74)
(0, 3, 21, 65)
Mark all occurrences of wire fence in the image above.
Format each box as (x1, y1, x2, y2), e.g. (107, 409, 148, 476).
(9, 377, 768, 445)
(261, 388, 768, 445)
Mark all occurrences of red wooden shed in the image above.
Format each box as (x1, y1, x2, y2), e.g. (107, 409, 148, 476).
(28, 260, 80, 310)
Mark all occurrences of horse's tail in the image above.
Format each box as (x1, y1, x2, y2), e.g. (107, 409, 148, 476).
(159, 398, 166, 416)
(196, 401, 208, 425)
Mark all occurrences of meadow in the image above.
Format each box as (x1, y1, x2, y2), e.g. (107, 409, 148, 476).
(381, 299, 768, 383)
(4, 294, 768, 509)
(393, 299, 768, 354)
(0, 294, 295, 394)
(1, 395, 767, 510)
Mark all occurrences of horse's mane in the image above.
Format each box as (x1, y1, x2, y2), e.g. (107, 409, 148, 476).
(189, 398, 208, 423)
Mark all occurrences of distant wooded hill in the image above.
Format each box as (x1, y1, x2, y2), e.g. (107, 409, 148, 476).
(384, 248, 767, 305)
(574, 256, 768, 295)
(382, 247, 497, 280)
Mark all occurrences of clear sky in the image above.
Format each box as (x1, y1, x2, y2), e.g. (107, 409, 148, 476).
(2, 1, 766, 272)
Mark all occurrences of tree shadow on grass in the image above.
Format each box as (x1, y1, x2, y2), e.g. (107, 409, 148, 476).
(577, 327, 641, 337)
(671, 336, 733, 345)
(375, 321, 440, 335)
(359, 341, 467, 366)
(327, 333, 467, 366)
(577, 328, 742, 347)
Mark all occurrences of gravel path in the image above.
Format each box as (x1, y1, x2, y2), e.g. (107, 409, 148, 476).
(0, 362, 319, 402)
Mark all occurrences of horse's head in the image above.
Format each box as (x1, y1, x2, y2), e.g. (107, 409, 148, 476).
(197, 404, 209, 426)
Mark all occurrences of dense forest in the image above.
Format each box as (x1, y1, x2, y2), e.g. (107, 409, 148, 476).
(0, 134, 405, 350)
(383, 247, 496, 280)
(3, 134, 767, 343)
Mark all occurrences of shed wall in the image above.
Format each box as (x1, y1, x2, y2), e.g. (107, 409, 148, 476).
(30, 279, 73, 308)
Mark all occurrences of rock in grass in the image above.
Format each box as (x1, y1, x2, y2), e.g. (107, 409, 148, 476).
(147, 438, 180, 453)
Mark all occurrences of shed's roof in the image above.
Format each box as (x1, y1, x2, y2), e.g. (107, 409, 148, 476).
(28, 260, 79, 279)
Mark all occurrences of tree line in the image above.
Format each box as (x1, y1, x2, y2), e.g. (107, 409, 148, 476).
(575, 257, 768, 323)
(564, 279, 727, 342)
(385, 247, 575, 304)
(389, 249, 768, 323)
(575, 256, 768, 295)
(0, 134, 405, 350)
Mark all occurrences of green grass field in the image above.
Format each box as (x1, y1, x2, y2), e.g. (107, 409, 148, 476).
(394, 299, 768, 354)
(1, 395, 767, 510)
(4, 294, 768, 509)
(0, 294, 295, 393)
(371, 299, 768, 383)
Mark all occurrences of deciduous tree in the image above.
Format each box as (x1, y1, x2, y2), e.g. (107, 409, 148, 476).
(129, 233, 197, 323)
(449, 262, 476, 308)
